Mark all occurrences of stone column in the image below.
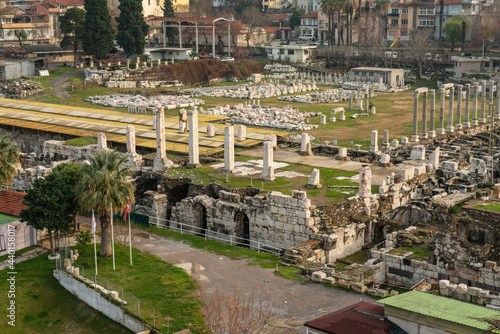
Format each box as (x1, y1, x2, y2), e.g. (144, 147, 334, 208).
(420, 91, 428, 139)
(463, 84, 471, 128)
(126, 58, 130, 69)
(300, 132, 311, 155)
(187, 108, 200, 168)
(97, 132, 107, 150)
(472, 82, 479, 126)
(260, 141, 275, 181)
(455, 84, 463, 131)
(237, 125, 246, 141)
(206, 124, 215, 137)
(269, 134, 278, 149)
(411, 91, 420, 142)
(126, 126, 136, 154)
(437, 88, 446, 135)
(153, 108, 173, 171)
(496, 80, 500, 121)
(369, 130, 378, 154)
(348, 96, 352, 111)
(428, 89, 436, 137)
(479, 80, 487, 124)
(365, 99, 369, 113)
(381, 130, 389, 151)
(223, 126, 235, 174)
(356, 165, 372, 198)
(446, 86, 455, 133)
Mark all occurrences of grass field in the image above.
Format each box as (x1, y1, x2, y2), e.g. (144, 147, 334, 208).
(473, 202, 500, 213)
(64, 137, 97, 147)
(0, 213, 18, 225)
(0, 253, 132, 334)
(72, 243, 205, 333)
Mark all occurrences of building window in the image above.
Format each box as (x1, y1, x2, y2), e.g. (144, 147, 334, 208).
(391, 19, 398, 25)
(401, 19, 408, 25)
(390, 9, 398, 15)
(419, 8, 435, 15)
(418, 18, 434, 26)
(288, 49, 294, 55)
(280, 49, 285, 54)
(401, 8, 408, 14)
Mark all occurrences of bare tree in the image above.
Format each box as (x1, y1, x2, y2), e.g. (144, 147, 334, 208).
(368, 31, 389, 67)
(408, 29, 433, 78)
(472, 3, 500, 53)
(201, 289, 273, 334)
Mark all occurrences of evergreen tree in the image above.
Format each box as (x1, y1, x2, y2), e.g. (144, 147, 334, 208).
(60, 7, 85, 68)
(116, 0, 149, 56)
(82, 0, 115, 59)
(162, 0, 177, 45)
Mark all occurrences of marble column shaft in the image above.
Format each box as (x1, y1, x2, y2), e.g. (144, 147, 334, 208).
(472, 83, 479, 126)
(463, 84, 471, 128)
(223, 126, 235, 173)
(480, 80, 487, 123)
(187, 108, 200, 167)
(437, 88, 446, 135)
(411, 92, 419, 142)
(420, 92, 428, 139)
(156, 108, 165, 159)
(455, 85, 462, 131)
(428, 89, 436, 137)
(446, 87, 455, 133)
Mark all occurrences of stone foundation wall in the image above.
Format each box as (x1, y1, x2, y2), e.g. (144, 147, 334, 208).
(371, 250, 500, 290)
(463, 205, 500, 223)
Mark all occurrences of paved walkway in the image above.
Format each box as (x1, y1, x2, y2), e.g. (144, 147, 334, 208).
(239, 148, 399, 185)
(0, 247, 47, 271)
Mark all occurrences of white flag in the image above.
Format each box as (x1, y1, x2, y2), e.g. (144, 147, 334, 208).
(91, 210, 96, 234)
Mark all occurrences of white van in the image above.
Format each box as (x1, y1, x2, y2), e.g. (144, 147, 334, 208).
(299, 34, 314, 41)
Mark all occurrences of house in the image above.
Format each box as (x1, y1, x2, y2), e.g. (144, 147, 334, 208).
(380, 290, 500, 334)
(349, 67, 405, 87)
(297, 0, 320, 14)
(0, 57, 42, 79)
(451, 56, 500, 78)
(264, 14, 290, 23)
(145, 46, 192, 61)
(24, 44, 82, 65)
(300, 12, 318, 39)
(267, 44, 316, 63)
(304, 301, 406, 334)
(0, 190, 37, 257)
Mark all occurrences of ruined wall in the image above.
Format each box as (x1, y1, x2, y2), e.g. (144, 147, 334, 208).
(169, 190, 319, 250)
(371, 250, 500, 290)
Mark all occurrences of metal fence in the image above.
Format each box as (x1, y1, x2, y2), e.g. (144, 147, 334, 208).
(54, 247, 166, 331)
(149, 216, 283, 257)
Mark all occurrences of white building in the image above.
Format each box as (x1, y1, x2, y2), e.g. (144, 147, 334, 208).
(267, 45, 316, 63)
(145, 47, 193, 61)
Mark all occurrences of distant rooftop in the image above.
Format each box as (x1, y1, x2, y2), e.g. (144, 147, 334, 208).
(0, 191, 28, 218)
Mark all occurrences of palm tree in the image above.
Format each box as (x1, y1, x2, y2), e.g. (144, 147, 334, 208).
(374, 0, 390, 44)
(344, 0, 358, 45)
(333, 0, 345, 45)
(76, 150, 135, 256)
(0, 133, 19, 187)
(321, 0, 336, 45)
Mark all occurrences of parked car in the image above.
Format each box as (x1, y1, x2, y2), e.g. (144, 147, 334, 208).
(299, 34, 314, 41)
(220, 56, 235, 62)
(350, 51, 360, 57)
(200, 51, 208, 56)
(424, 53, 433, 60)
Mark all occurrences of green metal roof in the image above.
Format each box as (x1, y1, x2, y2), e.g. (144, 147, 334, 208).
(380, 290, 500, 333)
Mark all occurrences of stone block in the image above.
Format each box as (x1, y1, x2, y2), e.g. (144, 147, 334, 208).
(312, 271, 327, 282)
(485, 261, 497, 270)
(322, 277, 336, 285)
(467, 287, 482, 297)
(337, 279, 351, 289)
(377, 289, 389, 298)
(351, 282, 368, 294)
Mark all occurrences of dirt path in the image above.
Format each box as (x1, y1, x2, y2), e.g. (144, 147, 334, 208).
(75, 217, 375, 333)
(47, 69, 84, 100)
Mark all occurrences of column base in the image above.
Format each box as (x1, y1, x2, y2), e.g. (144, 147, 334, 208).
(486, 116, 492, 123)
(495, 115, 500, 121)
(436, 128, 446, 135)
(222, 169, 236, 174)
(186, 163, 201, 169)
(479, 118, 487, 124)
(153, 157, 174, 171)
(427, 130, 436, 138)
(463, 122, 471, 129)
(454, 124, 463, 131)
(445, 126, 455, 133)
(471, 120, 478, 126)
(260, 175, 275, 181)
(380, 144, 390, 151)
(419, 133, 428, 140)
(410, 135, 420, 143)
(369, 145, 379, 154)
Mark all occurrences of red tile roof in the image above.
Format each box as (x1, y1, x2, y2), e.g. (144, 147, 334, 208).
(263, 26, 280, 33)
(264, 14, 290, 20)
(301, 12, 318, 18)
(53, 0, 85, 5)
(305, 301, 400, 334)
(0, 191, 28, 217)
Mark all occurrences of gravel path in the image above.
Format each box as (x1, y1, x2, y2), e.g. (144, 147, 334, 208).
(47, 69, 84, 100)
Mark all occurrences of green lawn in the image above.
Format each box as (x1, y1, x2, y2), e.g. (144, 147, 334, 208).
(64, 137, 97, 147)
(388, 244, 431, 261)
(473, 202, 500, 213)
(72, 243, 205, 333)
(0, 245, 39, 263)
(0, 253, 132, 334)
(0, 213, 18, 225)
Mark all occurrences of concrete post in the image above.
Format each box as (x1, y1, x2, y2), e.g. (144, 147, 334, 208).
(260, 141, 275, 181)
(437, 88, 446, 135)
(420, 91, 428, 139)
(472, 82, 479, 126)
(223, 126, 235, 173)
(463, 84, 471, 128)
(187, 108, 200, 168)
(446, 86, 455, 133)
(428, 89, 436, 138)
(479, 80, 487, 124)
(455, 84, 462, 131)
(411, 91, 420, 142)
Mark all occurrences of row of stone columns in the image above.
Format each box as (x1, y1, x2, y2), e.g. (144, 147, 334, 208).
(411, 81, 499, 143)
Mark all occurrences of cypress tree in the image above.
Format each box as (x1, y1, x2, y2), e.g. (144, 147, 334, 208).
(116, 0, 149, 57)
(82, 0, 115, 59)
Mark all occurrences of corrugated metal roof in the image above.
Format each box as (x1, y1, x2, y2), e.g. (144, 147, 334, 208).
(380, 290, 500, 332)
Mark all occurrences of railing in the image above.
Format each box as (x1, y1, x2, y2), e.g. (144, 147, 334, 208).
(150, 216, 283, 257)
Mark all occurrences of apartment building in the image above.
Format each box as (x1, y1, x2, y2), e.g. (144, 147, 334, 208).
(434, 0, 480, 41)
(387, 0, 437, 42)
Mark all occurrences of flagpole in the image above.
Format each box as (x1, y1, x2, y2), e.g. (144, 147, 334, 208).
(128, 211, 132, 266)
(111, 203, 115, 271)
(93, 210, 97, 275)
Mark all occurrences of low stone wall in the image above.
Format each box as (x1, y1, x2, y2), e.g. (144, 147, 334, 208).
(371, 249, 500, 290)
(463, 204, 500, 223)
(54, 270, 148, 333)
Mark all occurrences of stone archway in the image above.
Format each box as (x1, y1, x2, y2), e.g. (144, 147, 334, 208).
(193, 202, 208, 236)
(234, 211, 250, 247)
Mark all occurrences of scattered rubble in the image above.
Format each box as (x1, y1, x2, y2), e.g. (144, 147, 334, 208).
(84, 94, 205, 110)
